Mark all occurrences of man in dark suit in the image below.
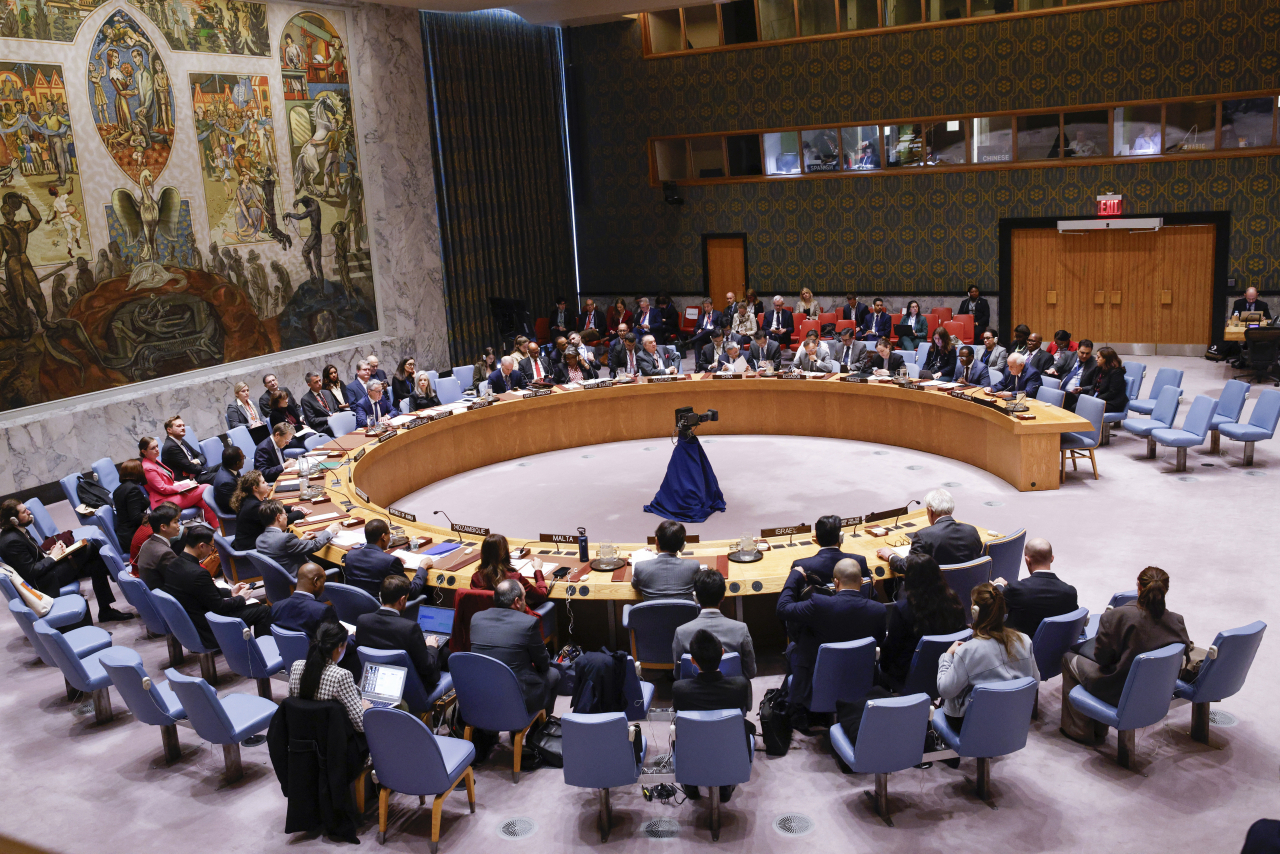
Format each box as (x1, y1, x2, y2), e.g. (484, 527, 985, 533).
(987, 353, 1042, 399)
(301, 371, 341, 436)
(687, 298, 724, 357)
(858, 298, 891, 341)
(633, 297, 663, 344)
(777, 560, 886, 731)
(840, 293, 870, 327)
(270, 562, 338, 638)
(518, 347, 552, 384)
(161, 524, 270, 648)
(1024, 332, 1054, 373)
(354, 573, 446, 691)
(259, 373, 302, 424)
(469, 579, 559, 718)
(160, 416, 215, 484)
(1061, 340, 1099, 412)
(957, 286, 991, 337)
(995, 538, 1078, 637)
(671, 629, 754, 802)
(211, 446, 243, 515)
(367, 355, 389, 385)
(877, 488, 983, 571)
(793, 515, 868, 585)
(951, 346, 991, 386)
(0, 498, 128, 622)
(487, 357, 528, 392)
(135, 502, 182, 590)
(549, 296, 573, 342)
(696, 327, 727, 372)
(714, 341, 746, 371)
(610, 330, 641, 377)
(762, 295, 794, 350)
(577, 298, 606, 335)
(343, 519, 433, 600)
(345, 360, 373, 409)
(747, 330, 782, 371)
(636, 335, 677, 376)
(351, 380, 394, 426)
(1232, 287, 1271, 319)
(632, 520, 699, 601)
(254, 423, 298, 483)
(831, 328, 867, 371)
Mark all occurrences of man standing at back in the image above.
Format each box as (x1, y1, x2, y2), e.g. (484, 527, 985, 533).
(469, 579, 559, 719)
(995, 538, 1078, 637)
(877, 488, 982, 570)
(672, 569, 756, 678)
(632, 520, 699, 601)
(794, 514, 867, 585)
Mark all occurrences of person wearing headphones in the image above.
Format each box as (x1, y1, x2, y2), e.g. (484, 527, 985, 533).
(343, 518, 433, 600)
(160, 523, 271, 648)
(792, 514, 868, 585)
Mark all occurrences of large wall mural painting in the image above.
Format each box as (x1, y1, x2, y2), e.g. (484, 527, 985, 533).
(0, 0, 107, 43)
(0, 2, 377, 414)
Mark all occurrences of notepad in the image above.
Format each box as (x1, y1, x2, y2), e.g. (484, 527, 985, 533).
(333, 529, 365, 547)
(389, 414, 416, 427)
(393, 549, 429, 569)
(889, 545, 910, 558)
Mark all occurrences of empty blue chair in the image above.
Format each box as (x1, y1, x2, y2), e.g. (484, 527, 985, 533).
(365, 707, 475, 851)
(25, 496, 103, 545)
(214, 532, 255, 584)
(673, 710, 753, 840)
(915, 342, 931, 366)
(199, 437, 224, 474)
(1029, 607, 1090, 716)
(116, 572, 172, 644)
(91, 504, 124, 557)
(303, 432, 329, 451)
(828, 692, 931, 826)
(982, 528, 1026, 583)
(165, 668, 277, 782)
(622, 654, 654, 721)
(151, 589, 220, 683)
(398, 398, 412, 414)
(246, 550, 295, 604)
(271, 625, 310, 673)
(59, 473, 94, 526)
(449, 651, 545, 782)
(203, 484, 236, 531)
(0, 571, 87, 629)
(1101, 374, 1143, 445)
(901, 629, 972, 699)
(8, 599, 110, 670)
(100, 647, 187, 763)
(904, 362, 921, 379)
(207, 612, 284, 699)
(1219, 388, 1280, 465)
(941, 557, 991, 621)
(987, 368, 1003, 387)
(893, 349, 915, 364)
(1040, 375, 1061, 390)
(356, 646, 454, 718)
(97, 542, 128, 582)
(436, 376, 464, 404)
(931, 676, 1037, 805)
(1061, 393, 1105, 480)
(1209, 379, 1251, 453)
(183, 424, 200, 450)
(562, 711, 647, 841)
(226, 425, 256, 466)
(677, 651, 742, 682)
(1151, 394, 1218, 471)
(92, 457, 121, 496)
(1036, 386, 1065, 408)
(1175, 621, 1265, 744)
(809, 638, 876, 714)
(324, 582, 381, 625)
(33, 619, 122, 724)
(328, 410, 357, 437)
(622, 599, 700, 671)
(451, 365, 475, 391)
(1128, 366, 1183, 416)
(1067, 642, 1185, 770)
(1123, 360, 1146, 388)
(1122, 384, 1181, 458)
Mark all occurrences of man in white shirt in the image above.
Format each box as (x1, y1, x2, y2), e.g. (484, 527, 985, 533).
(637, 334, 676, 376)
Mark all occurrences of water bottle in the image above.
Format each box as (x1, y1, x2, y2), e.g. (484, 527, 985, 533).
(577, 526, 589, 562)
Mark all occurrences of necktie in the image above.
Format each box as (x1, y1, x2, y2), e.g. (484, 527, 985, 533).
(180, 441, 193, 462)
(1063, 363, 1081, 389)
(981, 350, 990, 364)
(533, 359, 542, 380)
(275, 444, 284, 466)
(587, 314, 594, 329)
(844, 347, 852, 366)
(318, 392, 331, 413)
(628, 351, 635, 373)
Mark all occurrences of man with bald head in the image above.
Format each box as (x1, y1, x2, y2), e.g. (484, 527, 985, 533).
(487, 355, 528, 393)
(270, 562, 338, 638)
(776, 557, 886, 733)
(994, 538, 1078, 637)
(1024, 332, 1054, 373)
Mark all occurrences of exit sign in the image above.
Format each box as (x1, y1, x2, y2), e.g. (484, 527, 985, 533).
(1097, 194, 1123, 216)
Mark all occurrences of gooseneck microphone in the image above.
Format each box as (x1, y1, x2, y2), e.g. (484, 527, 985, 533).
(433, 510, 455, 531)
(894, 499, 921, 529)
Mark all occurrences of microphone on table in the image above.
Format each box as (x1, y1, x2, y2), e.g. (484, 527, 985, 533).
(433, 510, 455, 535)
(894, 499, 920, 529)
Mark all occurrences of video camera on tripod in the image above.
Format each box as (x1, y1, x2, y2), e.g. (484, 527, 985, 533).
(675, 406, 718, 440)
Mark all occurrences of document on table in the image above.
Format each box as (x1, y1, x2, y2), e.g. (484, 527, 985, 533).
(511, 558, 559, 578)
(389, 414, 416, 427)
(889, 544, 910, 558)
(333, 529, 365, 547)
(917, 380, 945, 387)
(628, 548, 657, 565)
(393, 549, 430, 569)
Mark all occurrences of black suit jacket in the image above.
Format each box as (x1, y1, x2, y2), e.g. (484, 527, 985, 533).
(957, 296, 990, 330)
(578, 308, 607, 333)
(354, 608, 441, 690)
(112, 481, 150, 549)
(672, 671, 752, 715)
(793, 546, 868, 585)
(610, 343, 641, 376)
(234, 496, 265, 551)
(161, 552, 250, 649)
(487, 368, 527, 393)
(271, 591, 338, 639)
(0, 526, 60, 593)
(698, 342, 728, 372)
(162, 436, 207, 481)
(301, 389, 340, 435)
(518, 355, 552, 384)
(762, 309, 794, 341)
(260, 386, 302, 422)
(747, 340, 782, 369)
(869, 352, 905, 373)
(1232, 298, 1271, 319)
(254, 436, 288, 482)
(342, 546, 427, 600)
(1002, 571, 1079, 638)
(212, 466, 240, 515)
(1089, 366, 1128, 412)
(895, 516, 983, 568)
(1026, 349, 1054, 374)
(840, 302, 870, 326)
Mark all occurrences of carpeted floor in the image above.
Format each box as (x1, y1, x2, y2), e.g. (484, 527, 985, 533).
(3, 355, 1276, 854)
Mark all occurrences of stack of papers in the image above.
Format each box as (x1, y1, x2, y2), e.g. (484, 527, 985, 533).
(389, 414, 416, 427)
(628, 548, 657, 565)
(305, 512, 342, 524)
(392, 549, 430, 569)
(917, 380, 944, 387)
(333, 529, 365, 547)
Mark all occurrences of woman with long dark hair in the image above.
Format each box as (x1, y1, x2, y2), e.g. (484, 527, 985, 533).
(469, 533, 547, 609)
(321, 364, 351, 410)
(936, 582, 1038, 730)
(391, 357, 416, 402)
(899, 300, 928, 351)
(879, 555, 968, 689)
(923, 325, 957, 378)
(472, 347, 497, 393)
(289, 621, 365, 732)
(112, 457, 151, 550)
(1089, 346, 1129, 413)
(607, 297, 632, 337)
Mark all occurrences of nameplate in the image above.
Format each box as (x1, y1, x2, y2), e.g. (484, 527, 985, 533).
(354, 447, 367, 462)
(468, 399, 495, 410)
(840, 515, 864, 528)
(761, 524, 811, 538)
(778, 374, 808, 380)
(389, 507, 417, 523)
(647, 534, 700, 544)
(527, 388, 553, 398)
(377, 430, 397, 443)
(429, 410, 454, 421)
(646, 375, 685, 383)
(841, 375, 868, 383)
(354, 486, 368, 502)
(404, 417, 429, 430)
(452, 523, 490, 537)
(540, 533, 579, 544)
(583, 379, 613, 389)
(711, 373, 743, 380)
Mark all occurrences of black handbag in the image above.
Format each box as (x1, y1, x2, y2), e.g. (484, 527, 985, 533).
(758, 686, 792, 756)
(527, 715, 563, 768)
(77, 475, 112, 510)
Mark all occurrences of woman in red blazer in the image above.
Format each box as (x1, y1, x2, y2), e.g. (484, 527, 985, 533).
(139, 436, 219, 527)
(606, 297, 633, 338)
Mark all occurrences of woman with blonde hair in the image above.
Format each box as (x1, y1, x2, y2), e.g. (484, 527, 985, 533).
(794, 287, 821, 319)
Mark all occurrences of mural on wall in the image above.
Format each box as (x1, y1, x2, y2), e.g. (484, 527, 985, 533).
(128, 0, 269, 56)
(0, 1, 378, 414)
(0, 0, 107, 43)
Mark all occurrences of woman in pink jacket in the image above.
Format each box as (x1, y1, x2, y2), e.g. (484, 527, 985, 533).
(139, 436, 218, 527)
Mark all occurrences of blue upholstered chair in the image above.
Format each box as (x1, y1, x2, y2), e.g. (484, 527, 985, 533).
(1218, 388, 1280, 466)
(673, 710, 753, 840)
(328, 410, 358, 437)
(90, 504, 124, 558)
(270, 625, 310, 673)
(982, 528, 1026, 583)
(448, 651, 545, 782)
(809, 638, 876, 714)
(25, 496, 104, 545)
(941, 557, 991, 621)
(199, 437, 225, 473)
(1079, 589, 1140, 646)
(213, 532, 255, 584)
(931, 676, 1037, 805)
(1040, 375, 1061, 390)
(1101, 374, 1143, 445)
(59, 473, 94, 526)
(1128, 366, 1183, 416)
(92, 457, 121, 496)
(828, 692, 931, 826)
(100, 647, 187, 763)
(116, 572, 172, 645)
(302, 432, 330, 451)
(1029, 607, 1089, 716)
(182, 424, 200, 450)
(323, 582, 381, 625)
(203, 484, 236, 532)
(622, 599, 700, 671)
(1151, 394, 1218, 471)
(364, 707, 475, 851)
(622, 655, 654, 721)
(97, 542, 128, 582)
(1122, 384, 1182, 458)
(0, 571, 86, 628)
(1209, 380, 1251, 453)
(165, 668, 277, 783)
(904, 362, 921, 379)
(1061, 393, 1105, 480)
(355, 646, 454, 719)
(901, 629, 972, 700)
(893, 349, 915, 364)
(151, 589, 220, 684)
(1036, 386, 1065, 407)
(246, 550, 295, 604)
(8, 599, 110, 671)
(226, 426, 256, 466)
(987, 368, 1003, 387)
(562, 711, 647, 841)
(677, 651, 742, 682)
(206, 612, 284, 699)
(915, 342, 931, 366)
(451, 365, 475, 391)
(1123, 360, 1146, 388)
(1067, 642, 1185, 770)
(398, 398, 412, 414)
(33, 619, 122, 724)
(1175, 621, 1265, 744)
(436, 377, 464, 405)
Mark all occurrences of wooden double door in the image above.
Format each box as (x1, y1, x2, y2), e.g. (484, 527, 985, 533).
(1010, 225, 1215, 347)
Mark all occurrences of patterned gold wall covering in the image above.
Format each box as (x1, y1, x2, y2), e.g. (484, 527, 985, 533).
(568, 0, 1280, 295)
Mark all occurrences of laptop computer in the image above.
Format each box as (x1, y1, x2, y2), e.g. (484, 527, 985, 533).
(360, 662, 407, 709)
(417, 605, 455, 642)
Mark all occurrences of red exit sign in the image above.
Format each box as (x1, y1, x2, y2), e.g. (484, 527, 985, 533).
(1097, 194, 1123, 216)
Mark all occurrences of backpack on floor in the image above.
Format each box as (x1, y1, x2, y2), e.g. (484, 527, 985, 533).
(758, 685, 792, 757)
